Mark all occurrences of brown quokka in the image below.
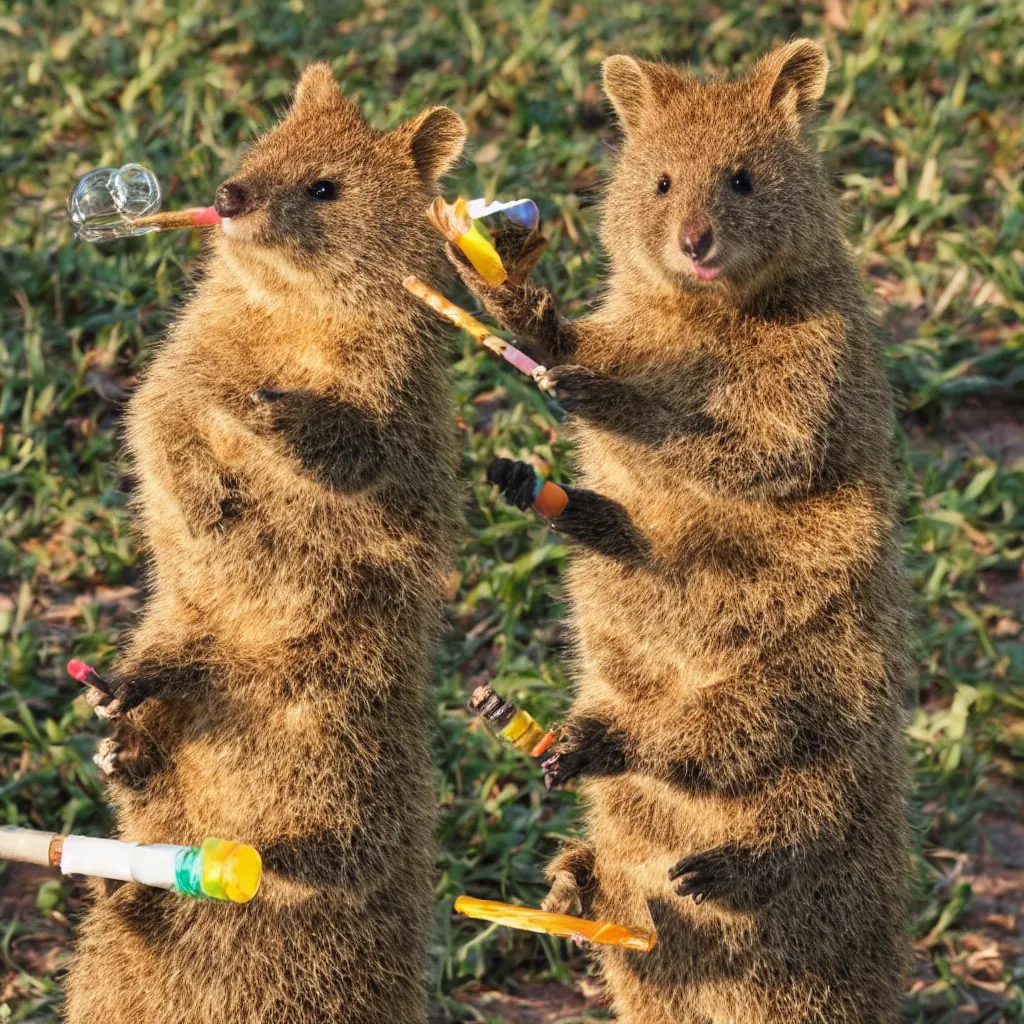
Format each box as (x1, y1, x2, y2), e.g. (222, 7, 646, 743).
(453, 40, 914, 1024)
(64, 65, 466, 1024)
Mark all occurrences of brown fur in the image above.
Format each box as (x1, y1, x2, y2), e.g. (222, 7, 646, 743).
(452, 41, 913, 1024)
(64, 65, 466, 1024)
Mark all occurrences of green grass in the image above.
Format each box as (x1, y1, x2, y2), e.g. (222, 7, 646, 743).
(2, 0, 1023, 1020)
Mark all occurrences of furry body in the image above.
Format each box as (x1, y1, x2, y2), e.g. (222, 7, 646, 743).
(64, 66, 466, 1024)
(456, 42, 913, 1024)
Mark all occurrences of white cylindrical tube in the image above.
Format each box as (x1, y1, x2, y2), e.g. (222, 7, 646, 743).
(59, 835, 185, 890)
(128, 844, 181, 888)
(0, 827, 57, 867)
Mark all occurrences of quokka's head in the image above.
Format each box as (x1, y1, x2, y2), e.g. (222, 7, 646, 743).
(600, 40, 836, 298)
(212, 63, 466, 290)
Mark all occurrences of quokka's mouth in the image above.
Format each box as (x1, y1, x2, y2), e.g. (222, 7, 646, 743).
(691, 262, 722, 281)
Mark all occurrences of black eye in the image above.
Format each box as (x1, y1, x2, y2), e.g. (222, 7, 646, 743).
(657, 175, 671, 195)
(729, 170, 752, 195)
(308, 180, 337, 201)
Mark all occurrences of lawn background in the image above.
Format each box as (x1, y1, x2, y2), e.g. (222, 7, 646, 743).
(1, 0, 1022, 1020)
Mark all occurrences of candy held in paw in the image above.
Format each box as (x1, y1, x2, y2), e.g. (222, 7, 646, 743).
(429, 195, 540, 286)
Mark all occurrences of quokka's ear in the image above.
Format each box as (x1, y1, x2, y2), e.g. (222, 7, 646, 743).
(601, 56, 690, 137)
(394, 106, 467, 183)
(750, 39, 830, 133)
(601, 55, 650, 136)
(290, 62, 361, 122)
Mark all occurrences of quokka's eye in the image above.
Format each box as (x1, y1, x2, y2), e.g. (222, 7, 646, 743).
(729, 169, 753, 195)
(308, 180, 338, 201)
(657, 175, 672, 195)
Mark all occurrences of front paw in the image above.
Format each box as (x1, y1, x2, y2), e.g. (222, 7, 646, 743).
(486, 458, 539, 511)
(246, 386, 290, 431)
(93, 737, 122, 776)
(83, 674, 150, 720)
(538, 365, 612, 413)
(668, 849, 733, 905)
(540, 746, 588, 790)
(491, 224, 548, 286)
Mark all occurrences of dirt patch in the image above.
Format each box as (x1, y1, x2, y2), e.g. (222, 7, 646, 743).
(946, 400, 1024, 466)
(453, 977, 608, 1023)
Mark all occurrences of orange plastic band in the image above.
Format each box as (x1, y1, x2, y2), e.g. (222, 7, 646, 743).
(528, 732, 557, 759)
(532, 481, 568, 518)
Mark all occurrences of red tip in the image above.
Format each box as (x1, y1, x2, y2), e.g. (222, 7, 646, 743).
(67, 659, 91, 682)
(190, 205, 222, 226)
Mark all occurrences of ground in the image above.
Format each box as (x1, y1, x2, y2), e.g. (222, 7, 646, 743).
(0, 0, 1022, 1021)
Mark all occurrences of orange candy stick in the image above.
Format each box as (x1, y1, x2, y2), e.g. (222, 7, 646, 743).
(454, 895, 657, 952)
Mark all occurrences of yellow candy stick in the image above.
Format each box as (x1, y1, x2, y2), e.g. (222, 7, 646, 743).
(454, 895, 657, 952)
(429, 197, 508, 286)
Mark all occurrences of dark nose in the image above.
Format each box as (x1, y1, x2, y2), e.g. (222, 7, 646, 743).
(681, 224, 713, 263)
(214, 182, 248, 218)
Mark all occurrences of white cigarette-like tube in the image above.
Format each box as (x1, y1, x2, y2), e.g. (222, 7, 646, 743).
(59, 835, 182, 889)
(0, 827, 58, 866)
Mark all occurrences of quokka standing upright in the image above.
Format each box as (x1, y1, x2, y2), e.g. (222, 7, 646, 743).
(453, 40, 914, 1024)
(64, 64, 466, 1024)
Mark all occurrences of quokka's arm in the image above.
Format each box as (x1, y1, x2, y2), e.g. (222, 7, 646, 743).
(539, 319, 845, 502)
(248, 388, 390, 492)
(487, 458, 651, 566)
(144, 427, 248, 538)
(446, 235, 584, 367)
(543, 664, 867, 799)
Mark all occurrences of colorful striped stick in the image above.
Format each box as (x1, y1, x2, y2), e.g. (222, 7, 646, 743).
(468, 683, 558, 760)
(402, 275, 550, 385)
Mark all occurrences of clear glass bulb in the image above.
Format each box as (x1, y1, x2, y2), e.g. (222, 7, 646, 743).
(68, 163, 163, 242)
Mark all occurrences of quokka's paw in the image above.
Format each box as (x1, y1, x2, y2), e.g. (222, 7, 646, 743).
(541, 871, 585, 918)
(539, 746, 588, 790)
(486, 458, 539, 511)
(93, 737, 121, 777)
(491, 224, 548, 286)
(538, 365, 613, 413)
(82, 675, 151, 720)
(668, 848, 734, 905)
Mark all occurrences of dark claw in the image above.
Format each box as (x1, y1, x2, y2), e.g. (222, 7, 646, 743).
(84, 674, 152, 720)
(537, 366, 605, 413)
(252, 387, 287, 403)
(540, 748, 588, 790)
(486, 458, 539, 511)
(668, 851, 728, 904)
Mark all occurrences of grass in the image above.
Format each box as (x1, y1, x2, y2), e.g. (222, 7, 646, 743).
(1, 0, 1023, 1020)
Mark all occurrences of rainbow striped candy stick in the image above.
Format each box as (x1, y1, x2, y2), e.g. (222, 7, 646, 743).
(402, 276, 549, 385)
(0, 828, 261, 904)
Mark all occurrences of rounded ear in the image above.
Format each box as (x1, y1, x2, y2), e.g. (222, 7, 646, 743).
(751, 39, 830, 130)
(601, 55, 650, 137)
(397, 106, 467, 183)
(290, 62, 358, 121)
(601, 56, 689, 137)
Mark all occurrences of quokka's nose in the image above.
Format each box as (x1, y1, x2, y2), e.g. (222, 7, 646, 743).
(681, 224, 714, 263)
(214, 182, 248, 218)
